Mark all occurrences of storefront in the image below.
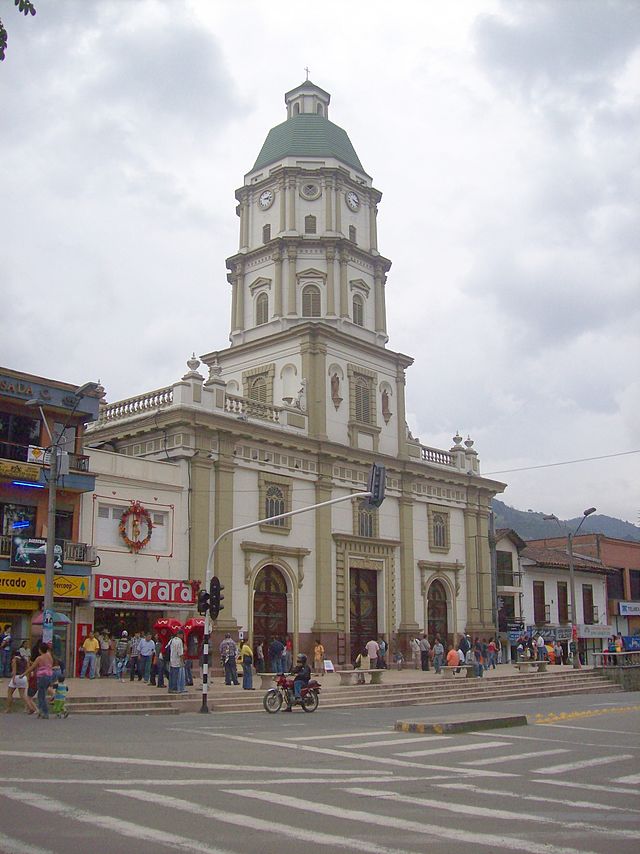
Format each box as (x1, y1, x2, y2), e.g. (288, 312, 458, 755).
(577, 623, 614, 665)
(90, 573, 197, 636)
(0, 569, 91, 669)
(618, 602, 640, 637)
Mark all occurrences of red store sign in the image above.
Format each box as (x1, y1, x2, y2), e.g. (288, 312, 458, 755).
(94, 574, 195, 606)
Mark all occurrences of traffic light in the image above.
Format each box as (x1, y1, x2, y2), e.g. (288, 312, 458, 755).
(210, 575, 225, 620)
(367, 463, 386, 508)
(197, 589, 210, 616)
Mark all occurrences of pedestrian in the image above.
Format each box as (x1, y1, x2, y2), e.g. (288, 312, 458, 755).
(410, 637, 421, 669)
(128, 631, 142, 681)
(138, 632, 155, 683)
(24, 641, 54, 719)
(419, 634, 431, 671)
(5, 647, 35, 714)
(433, 637, 444, 674)
(487, 638, 497, 669)
(1, 625, 13, 677)
(365, 637, 379, 670)
(115, 631, 129, 681)
(168, 629, 187, 693)
(313, 639, 325, 676)
(219, 633, 239, 686)
(268, 637, 284, 674)
(481, 638, 489, 670)
(52, 675, 69, 718)
(473, 637, 484, 677)
(255, 641, 265, 673)
(446, 644, 459, 671)
(239, 638, 254, 690)
(495, 636, 503, 665)
(394, 648, 404, 671)
(377, 637, 387, 668)
(99, 631, 110, 677)
(108, 632, 116, 676)
(554, 641, 564, 665)
(80, 631, 99, 679)
(152, 634, 165, 687)
(284, 635, 293, 673)
(354, 648, 366, 683)
(536, 633, 546, 661)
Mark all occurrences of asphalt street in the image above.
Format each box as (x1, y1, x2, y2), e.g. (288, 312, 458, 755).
(1, 690, 639, 854)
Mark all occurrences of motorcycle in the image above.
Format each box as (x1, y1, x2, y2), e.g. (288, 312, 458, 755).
(263, 673, 321, 713)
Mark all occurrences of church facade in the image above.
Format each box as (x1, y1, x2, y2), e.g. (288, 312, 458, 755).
(87, 81, 505, 663)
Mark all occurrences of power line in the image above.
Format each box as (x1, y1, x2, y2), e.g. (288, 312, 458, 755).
(485, 449, 640, 476)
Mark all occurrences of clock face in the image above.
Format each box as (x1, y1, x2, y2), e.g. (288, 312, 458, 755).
(258, 190, 274, 210)
(345, 190, 360, 211)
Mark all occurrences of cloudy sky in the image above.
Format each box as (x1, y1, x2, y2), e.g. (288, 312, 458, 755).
(2, 0, 639, 522)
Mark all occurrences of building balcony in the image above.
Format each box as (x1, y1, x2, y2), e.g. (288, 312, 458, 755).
(497, 571, 522, 588)
(0, 441, 95, 493)
(533, 604, 551, 625)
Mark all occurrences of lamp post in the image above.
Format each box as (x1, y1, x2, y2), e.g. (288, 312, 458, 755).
(543, 507, 597, 669)
(26, 382, 98, 615)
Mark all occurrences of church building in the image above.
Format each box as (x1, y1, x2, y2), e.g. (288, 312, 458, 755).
(86, 81, 505, 663)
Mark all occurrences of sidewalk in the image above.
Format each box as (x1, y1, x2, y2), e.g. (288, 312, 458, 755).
(7, 661, 587, 700)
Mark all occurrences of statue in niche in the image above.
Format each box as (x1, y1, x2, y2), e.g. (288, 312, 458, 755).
(295, 378, 307, 412)
(331, 372, 343, 410)
(381, 388, 392, 423)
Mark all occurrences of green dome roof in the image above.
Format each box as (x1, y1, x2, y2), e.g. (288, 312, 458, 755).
(253, 114, 365, 173)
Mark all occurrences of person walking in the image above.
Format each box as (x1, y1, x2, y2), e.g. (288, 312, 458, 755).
(168, 629, 187, 693)
(1, 626, 13, 677)
(80, 631, 99, 679)
(220, 633, 239, 686)
(128, 632, 142, 681)
(255, 641, 265, 673)
(432, 637, 444, 674)
(24, 642, 54, 719)
(99, 631, 110, 677)
(268, 637, 284, 674)
(115, 631, 129, 681)
(487, 638, 497, 669)
(410, 637, 421, 669)
(419, 634, 431, 671)
(313, 639, 325, 676)
(239, 639, 254, 690)
(365, 638, 379, 669)
(5, 647, 35, 713)
(284, 636, 293, 673)
(152, 634, 166, 688)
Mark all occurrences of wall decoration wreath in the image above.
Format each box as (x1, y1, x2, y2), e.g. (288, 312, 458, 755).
(119, 500, 153, 553)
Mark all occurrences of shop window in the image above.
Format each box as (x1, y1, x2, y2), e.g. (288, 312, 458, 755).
(0, 502, 36, 537)
(427, 506, 450, 553)
(352, 293, 364, 327)
(302, 285, 321, 317)
(256, 292, 269, 326)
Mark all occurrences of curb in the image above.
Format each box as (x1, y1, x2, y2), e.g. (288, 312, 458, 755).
(394, 714, 528, 734)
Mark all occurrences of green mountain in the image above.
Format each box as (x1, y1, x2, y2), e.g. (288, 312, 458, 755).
(492, 499, 640, 542)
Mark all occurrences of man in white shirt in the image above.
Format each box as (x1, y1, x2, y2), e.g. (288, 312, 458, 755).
(536, 633, 547, 660)
(365, 638, 379, 669)
(168, 629, 186, 693)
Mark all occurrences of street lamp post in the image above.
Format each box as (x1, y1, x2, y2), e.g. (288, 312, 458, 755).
(543, 507, 597, 669)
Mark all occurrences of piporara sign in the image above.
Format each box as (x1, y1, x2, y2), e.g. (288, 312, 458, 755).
(94, 574, 196, 605)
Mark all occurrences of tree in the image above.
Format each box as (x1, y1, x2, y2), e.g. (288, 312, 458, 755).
(0, 0, 37, 62)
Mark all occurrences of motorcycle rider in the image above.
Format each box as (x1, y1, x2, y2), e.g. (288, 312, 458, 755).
(284, 653, 311, 711)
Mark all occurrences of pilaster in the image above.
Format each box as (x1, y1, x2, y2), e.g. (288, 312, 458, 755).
(301, 334, 328, 440)
(339, 246, 349, 318)
(212, 434, 238, 630)
(273, 245, 283, 317)
(311, 455, 337, 634)
(287, 244, 297, 315)
(395, 365, 409, 460)
(326, 245, 336, 316)
(324, 176, 333, 231)
(398, 476, 420, 635)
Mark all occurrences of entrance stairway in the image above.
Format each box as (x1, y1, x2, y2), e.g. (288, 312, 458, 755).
(67, 669, 622, 716)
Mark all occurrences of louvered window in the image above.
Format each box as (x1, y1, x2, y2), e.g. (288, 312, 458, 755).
(249, 376, 267, 403)
(354, 376, 371, 423)
(256, 293, 268, 326)
(353, 294, 364, 327)
(302, 285, 321, 317)
(304, 215, 317, 234)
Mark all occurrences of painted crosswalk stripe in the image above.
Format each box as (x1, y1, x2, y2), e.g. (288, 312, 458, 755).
(538, 778, 637, 797)
(0, 787, 231, 854)
(531, 754, 634, 775)
(230, 787, 602, 854)
(345, 735, 453, 749)
(612, 773, 640, 784)
(344, 788, 639, 840)
(435, 781, 640, 814)
(0, 774, 431, 787)
(115, 788, 413, 854)
(0, 833, 53, 854)
(461, 749, 568, 766)
(399, 740, 507, 758)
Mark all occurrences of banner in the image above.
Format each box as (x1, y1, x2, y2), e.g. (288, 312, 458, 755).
(94, 573, 195, 605)
(11, 537, 64, 571)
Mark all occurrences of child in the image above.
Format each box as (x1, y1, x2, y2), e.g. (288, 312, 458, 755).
(52, 675, 69, 718)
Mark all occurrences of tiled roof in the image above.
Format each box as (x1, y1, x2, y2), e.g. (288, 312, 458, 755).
(253, 114, 365, 173)
(522, 544, 611, 573)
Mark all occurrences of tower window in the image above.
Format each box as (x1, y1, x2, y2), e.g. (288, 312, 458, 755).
(349, 225, 356, 242)
(316, 104, 323, 116)
(352, 294, 364, 327)
(249, 376, 267, 403)
(262, 224, 271, 243)
(304, 215, 317, 234)
(294, 103, 300, 115)
(256, 292, 269, 326)
(302, 284, 321, 317)
(354, 376, 372, 423)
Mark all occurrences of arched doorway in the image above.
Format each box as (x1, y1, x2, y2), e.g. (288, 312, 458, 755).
(253, 564, 288, 651)
(427, 579, 448, 642)
(349, 568, 378, 663)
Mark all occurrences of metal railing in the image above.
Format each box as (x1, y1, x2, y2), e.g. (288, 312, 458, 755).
(497, 571, 522, 587)
(592, 650, 640, 668)
(0, 440, 90, 472)
(0, 535, 93, 564)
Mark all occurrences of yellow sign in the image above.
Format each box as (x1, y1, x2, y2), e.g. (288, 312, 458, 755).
(0, 571, 90, 599)
(0, 460, 41, 482)
(0, 598, 40, 611)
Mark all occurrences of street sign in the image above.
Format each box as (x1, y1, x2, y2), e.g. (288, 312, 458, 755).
(42, 608, 54, 644)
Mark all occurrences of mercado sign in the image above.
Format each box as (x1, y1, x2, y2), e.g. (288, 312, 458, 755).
(0, 571, 90, 599)
(94, 573, 196, 605)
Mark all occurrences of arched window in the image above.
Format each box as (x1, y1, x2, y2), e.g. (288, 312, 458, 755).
(358, 501, 375, 538)
(302, 284, 321, 317)
(433, 513, 447, 549)
(265, 485, 286, 526)
(304, 215, 316, 234)
(354, 376, 371, 423)
(352, 294, 364, 327)
(349, 225, 356, 242)
(249, 375, 267, 403)
(262, 224, 271, 243)
(255, 292, 268, 326)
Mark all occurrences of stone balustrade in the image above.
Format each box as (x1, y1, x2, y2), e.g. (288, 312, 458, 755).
(225, 393, 282, 423)
(96, 387, 174, 424)
(420, 445, 455, 467)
